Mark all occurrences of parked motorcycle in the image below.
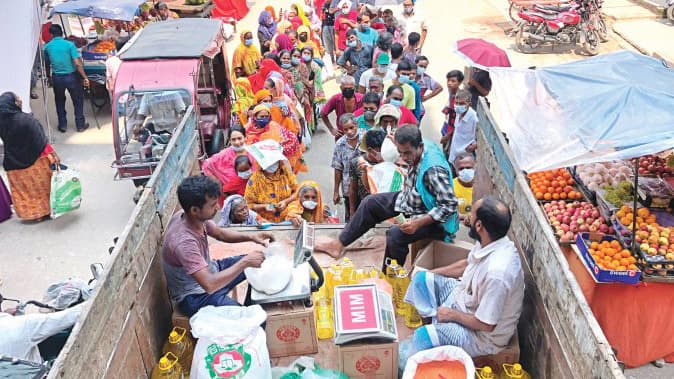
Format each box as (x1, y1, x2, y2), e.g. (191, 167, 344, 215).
(515, 0, 600, 55)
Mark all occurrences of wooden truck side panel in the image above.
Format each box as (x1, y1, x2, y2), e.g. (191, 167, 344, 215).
(474, 99, 624, 379)
(48, 108, 200, 379)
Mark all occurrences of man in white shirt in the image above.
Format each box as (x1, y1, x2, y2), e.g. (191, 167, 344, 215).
(404, 196, 525, 357)
(447, 89, 477, 165)
(399, 0, 428, 51)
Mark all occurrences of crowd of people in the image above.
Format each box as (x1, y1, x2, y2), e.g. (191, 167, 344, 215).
(205, 0, 492, 230)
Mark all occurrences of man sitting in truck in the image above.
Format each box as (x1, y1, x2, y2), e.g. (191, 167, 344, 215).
(162, 175, 274, 317)
(404, 196, 525, 358)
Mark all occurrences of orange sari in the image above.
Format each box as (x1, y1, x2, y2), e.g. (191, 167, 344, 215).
(245, 120, 305, 173)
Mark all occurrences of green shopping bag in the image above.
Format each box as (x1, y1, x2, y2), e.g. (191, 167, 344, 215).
(50, 167, 82, 218)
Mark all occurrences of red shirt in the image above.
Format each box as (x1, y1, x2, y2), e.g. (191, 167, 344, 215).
(321, 92, 364, 138)
(335, 11, 357, 51)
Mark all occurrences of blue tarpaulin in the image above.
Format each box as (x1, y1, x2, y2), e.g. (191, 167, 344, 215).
(488, 50, 674, 172)
(51, 0, 144, 22)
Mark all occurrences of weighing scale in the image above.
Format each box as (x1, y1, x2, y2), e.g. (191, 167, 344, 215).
(249, 221, 324, 307)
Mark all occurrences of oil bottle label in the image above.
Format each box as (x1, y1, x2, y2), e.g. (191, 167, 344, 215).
(205, 343, 251, 379)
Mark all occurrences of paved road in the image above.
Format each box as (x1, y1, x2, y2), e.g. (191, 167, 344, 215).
(0, 0, 667, 376)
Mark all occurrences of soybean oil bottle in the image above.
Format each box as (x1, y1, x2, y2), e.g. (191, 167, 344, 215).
(475, 366, 496, 379)
(162, 327, 194, 374)
(394, 268, 409, 315)
(396, 268, 423, 328)
(502, 363, 531, 379)
(150, 352, 184, 379)
(314, 285, 335, 340)
(340, 257, 355, 284)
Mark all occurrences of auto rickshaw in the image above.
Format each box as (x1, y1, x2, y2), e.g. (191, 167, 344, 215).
(110, 18, 232, 186)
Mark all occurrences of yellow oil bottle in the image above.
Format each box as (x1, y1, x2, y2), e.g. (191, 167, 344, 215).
(340, 257, 354, 283)
(385, 258, 401, 286)
(394, 268, 411, 315)
(150, 352, 184, 379)
(315, 295, 335, 340)
(502, 363, 531, 379)
(475, 366, 496, 379)
(161, 327, 194, 374)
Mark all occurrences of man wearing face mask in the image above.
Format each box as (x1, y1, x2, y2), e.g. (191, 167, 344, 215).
(448, 89, 477, 164)
(323, 125, 460, 267)
(384, 59, 417, 112)
(336, 29, 373, 85)
(452, 154, 475, 220)
(354, 92, 381, 130)
(403, 196, 524, 359)
(399, 0, 427, 52)
(321, 75, 364, 140)
(331, 114, 362, 221)
(358, 53, 396, 94)
(355, 14, 378, 47)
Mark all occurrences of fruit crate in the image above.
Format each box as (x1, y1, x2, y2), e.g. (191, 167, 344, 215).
(539, 204, 574, 246)
(575, 233, 641, 284)
(636, 177, 674, 209)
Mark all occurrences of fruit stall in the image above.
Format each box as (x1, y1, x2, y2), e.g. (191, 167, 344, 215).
(480, 50, 674, 374)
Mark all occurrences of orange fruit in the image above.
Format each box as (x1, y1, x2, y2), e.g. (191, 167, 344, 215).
(620, 250, 631, 258)
(628, 256, 637, 264)
(544, 193, 552, 201)
(628, 264, 638, 271)
(620, 258, 630, 266)
(559, 192, 567, 200)
(552, 193, 560, 200)
(535, 192, 543, 200)
(590, 242, 600, 249)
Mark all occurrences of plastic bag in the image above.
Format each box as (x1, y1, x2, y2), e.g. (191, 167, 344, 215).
(244, 242, 293, 295)
(50, 167, 82, 219)
(367, 162, 405, 194)
(302, 120, 312, 149)
(272, 356, 349, 379)
(401, 345, 475, 379)
(190, 305, 270, 379)
(43, 278, 94, 310)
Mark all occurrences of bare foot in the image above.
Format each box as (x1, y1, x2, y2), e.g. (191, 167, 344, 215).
(315, 237, 344, 258)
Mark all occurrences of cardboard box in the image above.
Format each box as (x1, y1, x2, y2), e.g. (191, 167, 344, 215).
(473, 334, 520, 374)
(575, 233, 641, 284)
(413, 240, 473, 273)
(263, 301, 318, 358)
(337, 341, 399, 379)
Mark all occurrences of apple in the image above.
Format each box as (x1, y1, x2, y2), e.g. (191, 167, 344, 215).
(599, 224, 609, 233)
(640, 243, 651, 252)
(649, 247, 658, 255)
(666, 253, 674, 260)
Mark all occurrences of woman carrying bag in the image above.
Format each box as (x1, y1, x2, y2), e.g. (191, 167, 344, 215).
(0, 92, 59, 221)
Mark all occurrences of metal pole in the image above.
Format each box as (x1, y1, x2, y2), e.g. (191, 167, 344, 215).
(631, 158, 639, 254)
(36, 0, 53, 143)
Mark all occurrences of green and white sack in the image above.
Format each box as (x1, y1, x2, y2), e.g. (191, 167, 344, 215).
(50, 167, 82, 218)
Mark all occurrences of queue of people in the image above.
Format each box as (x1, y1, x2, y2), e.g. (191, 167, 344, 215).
(160, 0, 519, 368)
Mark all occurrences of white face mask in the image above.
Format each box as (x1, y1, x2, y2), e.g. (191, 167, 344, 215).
(458, 168, 475, 183)
(237, 170, 252, 179)
(377, 65, 388, 74)
(264, 162, 280, 174)
(232, 144, 246, 152)
(381, 138, 399, 163)
(302, 200, 318, 210)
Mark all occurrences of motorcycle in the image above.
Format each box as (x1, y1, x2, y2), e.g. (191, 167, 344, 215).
(515, 0, 600, 55)
(667, 0, 674, 23)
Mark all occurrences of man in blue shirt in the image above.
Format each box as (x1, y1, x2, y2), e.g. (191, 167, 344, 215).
(44, 24, 89, 133)
(355, 14, 378, 47)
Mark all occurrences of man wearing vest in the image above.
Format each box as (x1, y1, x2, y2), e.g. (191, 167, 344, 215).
(324, 125, 459, 270)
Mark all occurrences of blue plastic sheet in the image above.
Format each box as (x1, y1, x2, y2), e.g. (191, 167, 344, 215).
(488, 51, 674, 172)
(51, 0, 145, 22)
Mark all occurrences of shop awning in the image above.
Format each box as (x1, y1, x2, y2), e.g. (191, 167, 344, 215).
(50, 0, 145, 22)
(488, 50, 674, 172)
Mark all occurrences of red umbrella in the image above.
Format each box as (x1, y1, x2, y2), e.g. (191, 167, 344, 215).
(452, 38, 511, 68)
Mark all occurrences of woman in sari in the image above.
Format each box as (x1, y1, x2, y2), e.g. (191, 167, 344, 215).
(202, 125, 256, 206)
(232, 78, 255, 127)
(0, 92, 57, 221)
(257, 79, 300, 137)
(231, 30, 262, 80)
(217, 194, 266, 227)
(245, 156, 298, 222)
(285, 180, 335, 226)
(245, 105, 305, 173)
(265, 5, 278, 22)
(300, 46, 325, 132)
(297, 25, 323, 56)
(248, 58, 282, 92)
(257, 11, 277, 54)
(272, 32, 294, 55)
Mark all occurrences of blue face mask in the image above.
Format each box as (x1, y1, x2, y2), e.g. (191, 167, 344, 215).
(347, 40, 357, 48)
(390, 99, 402, 108)
(291, 57, 301, 66)
(361, 25, 370, 31)
(458, 168, 475, 183)
(454, 104, 468, 114)
(398, 74, 410, 84)
(302, 54, 312, 62)
(244, 38, 254, 46)
(254, 117, 271, 128)
(417, 67, 426, 76)
(281, 63, 292, 69)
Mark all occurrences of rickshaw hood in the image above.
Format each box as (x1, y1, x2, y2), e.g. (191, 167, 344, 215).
(113, 59, 200, 95)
